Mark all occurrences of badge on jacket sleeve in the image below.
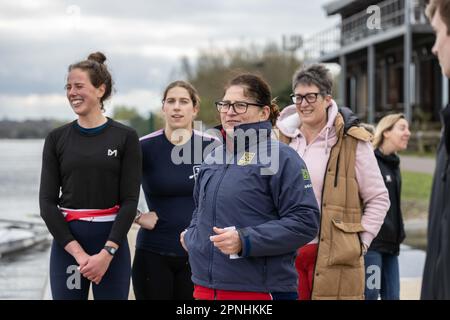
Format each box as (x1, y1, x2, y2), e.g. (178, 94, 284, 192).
(302, 168, 311, 180)
(238, 152, 255, 166)
(302, 168, 313, 189)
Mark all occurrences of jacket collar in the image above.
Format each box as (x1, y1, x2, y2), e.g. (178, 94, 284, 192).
(216, 120, 272, 155)
(441, 104, 450, 156)
(374, 148, 400, 168)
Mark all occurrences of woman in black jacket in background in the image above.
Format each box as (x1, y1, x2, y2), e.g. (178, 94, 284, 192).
(365, 113, 411, 300)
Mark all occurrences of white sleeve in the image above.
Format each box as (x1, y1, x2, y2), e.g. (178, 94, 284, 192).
(137, 185, 149, 213)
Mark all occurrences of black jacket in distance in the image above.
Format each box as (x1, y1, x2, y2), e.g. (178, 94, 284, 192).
(369, 149, 405, 256)
(421, 104, 450, 300)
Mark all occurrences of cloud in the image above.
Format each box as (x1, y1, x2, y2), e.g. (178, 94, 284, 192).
(0, 93, 70, 120)
(0, 89, 163, 121)
(108, 89, 162, 116)
(0, 0, 339, 120)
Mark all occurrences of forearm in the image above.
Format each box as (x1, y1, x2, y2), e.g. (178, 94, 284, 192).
(39, 134, 76, 248)
(64, 240, 86, 259)
(104, 240, 119, 250)
(238, 212, 318, 257)
(107, 198, 138, 245)
(355, 141, 391, 247)
(107, 130, 141, 245)
(40, 202, 75, 247)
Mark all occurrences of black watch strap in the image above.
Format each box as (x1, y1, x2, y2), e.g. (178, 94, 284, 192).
(103, 246, 117, 256)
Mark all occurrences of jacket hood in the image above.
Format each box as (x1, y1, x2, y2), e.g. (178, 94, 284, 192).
(339, 106, 360, 133)
(374, 148, 400, 168)
(276, 99, 340, 139)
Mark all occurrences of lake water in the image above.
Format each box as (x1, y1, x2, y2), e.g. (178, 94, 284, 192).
(0, 139, 44, 221)
(0, 139, 49, 299)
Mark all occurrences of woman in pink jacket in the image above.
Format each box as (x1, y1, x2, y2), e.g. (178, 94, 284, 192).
(276, 64, 390, 300)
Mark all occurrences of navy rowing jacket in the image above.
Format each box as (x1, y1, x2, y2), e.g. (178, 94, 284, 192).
(184, 121, 320, 293)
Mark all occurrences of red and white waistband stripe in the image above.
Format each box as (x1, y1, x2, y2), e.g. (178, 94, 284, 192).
(59, 205, 120, 222)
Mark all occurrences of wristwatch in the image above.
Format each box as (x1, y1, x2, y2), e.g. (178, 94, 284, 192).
(103, 246, 117, 256)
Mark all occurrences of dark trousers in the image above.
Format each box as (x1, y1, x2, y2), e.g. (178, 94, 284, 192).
(49, 220, 131, 300)
(132, 248, 194, 300)
(364, 249, 400, 300)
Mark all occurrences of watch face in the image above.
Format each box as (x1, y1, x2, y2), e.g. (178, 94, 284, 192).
(105, 246, 116, 255)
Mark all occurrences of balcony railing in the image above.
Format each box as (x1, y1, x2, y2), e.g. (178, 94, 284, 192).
(303, 0, 429, 61)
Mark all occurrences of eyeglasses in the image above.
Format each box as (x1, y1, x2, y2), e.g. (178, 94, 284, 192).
(215, 101, 265, 114)
(290, 92, 323, 105)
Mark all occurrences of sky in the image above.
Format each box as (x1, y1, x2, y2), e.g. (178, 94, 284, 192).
(0, 0, 339, 120)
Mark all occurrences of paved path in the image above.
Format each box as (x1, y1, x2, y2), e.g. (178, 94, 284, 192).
(399, 244, 426, 300)
(43, 226, 424, 300)
(395, 155, 431, 299)
(400, 155, 435, 174)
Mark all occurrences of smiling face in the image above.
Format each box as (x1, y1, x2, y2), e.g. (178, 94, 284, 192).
(162, 86, 199, 132)
(66, 68, 105, 117)
(219, 85, 270, 131)
(294, 83, 331, 129)
(431, 10, 450, 78)
(383, 118, 411, 152)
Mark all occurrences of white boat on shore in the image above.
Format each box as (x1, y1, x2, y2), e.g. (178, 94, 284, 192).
(0, 219, 50, 257)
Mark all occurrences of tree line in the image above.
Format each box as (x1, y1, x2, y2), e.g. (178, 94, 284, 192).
(1, 43, 302, 139)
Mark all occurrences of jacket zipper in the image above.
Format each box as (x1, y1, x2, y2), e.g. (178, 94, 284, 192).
(310, 137, 339, 297)
(208, 164, 230, 285)
(334, 153, 341, 187)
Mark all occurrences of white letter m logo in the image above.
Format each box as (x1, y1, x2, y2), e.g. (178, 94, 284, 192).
(108, 149, 118, 157)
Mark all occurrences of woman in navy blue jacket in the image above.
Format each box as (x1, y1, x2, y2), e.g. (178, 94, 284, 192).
(132, 81, 218, 300)
(181, 74, 320, 300)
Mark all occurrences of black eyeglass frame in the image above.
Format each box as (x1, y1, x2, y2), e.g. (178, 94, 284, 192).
(215, 101, 266, 114)
(290, 92, 328, 105)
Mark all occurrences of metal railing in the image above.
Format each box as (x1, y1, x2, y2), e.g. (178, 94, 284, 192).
(303, 0, 429, 61)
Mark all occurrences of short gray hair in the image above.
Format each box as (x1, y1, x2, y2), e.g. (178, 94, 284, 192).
(292, 64, 333, 95)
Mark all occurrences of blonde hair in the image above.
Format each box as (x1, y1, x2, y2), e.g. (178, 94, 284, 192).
(373, 113, 406, 149)
(426, 0, 450, 35)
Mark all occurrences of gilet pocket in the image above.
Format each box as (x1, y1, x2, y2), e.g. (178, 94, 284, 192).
(328, 219, 365, 267)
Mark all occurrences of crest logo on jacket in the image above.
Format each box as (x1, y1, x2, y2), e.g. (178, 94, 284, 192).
(301, 168, 311, 180)
(238, 152, 255, 166)
(385, 175, 392, 183)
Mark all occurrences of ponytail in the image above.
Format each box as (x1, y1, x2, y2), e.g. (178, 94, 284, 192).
(268, 98, 280, 126)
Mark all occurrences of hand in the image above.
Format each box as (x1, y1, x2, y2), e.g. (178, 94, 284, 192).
(79, 250, 113, 285)
(137, 211, 158, 230)
(64, 240, 90, 269)
(74, 252, 90, 270)
(210, 227, 242, 255)
(362, 243, 369, 256)
(180, 229, 188, 252)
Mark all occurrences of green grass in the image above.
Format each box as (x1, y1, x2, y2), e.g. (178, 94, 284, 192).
(400, 170, 433, 220)
(399, 150, 436, 158)
(401, 170, 433, 202)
